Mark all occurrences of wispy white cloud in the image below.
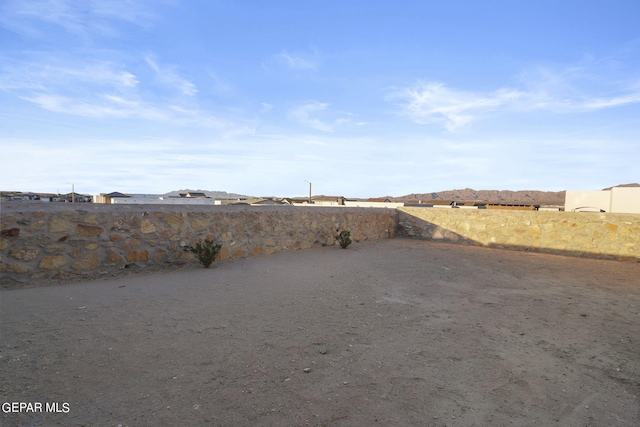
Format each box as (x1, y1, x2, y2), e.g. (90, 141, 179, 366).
(145, 55, 198, 96)
(517, 65, 640, 113)
(395, 71, 640, 131)
(207, 71, 232, 94)
(0, 59, 138, 91)
(23, 93, 154, 121)
(579, 93, 640, 110)
(288, 101, 351, 132)
(0, 0, 160, 38)
(290, 101, 332, 131)
(395, 82, 523, 131)
(0, 56, 240, 129)
(0, 58, 144, 117)
(37, 90, 230, 128)
(277, 50, 319, 70)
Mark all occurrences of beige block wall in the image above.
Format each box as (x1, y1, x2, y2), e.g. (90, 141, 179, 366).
(2, 203, 638, 285)
(397, 207, 640, 260)
(0, 204, 396, 285)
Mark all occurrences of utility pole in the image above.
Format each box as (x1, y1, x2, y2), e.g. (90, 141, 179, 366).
(66, 183, 75, 203)
(304, 180, 312, 203)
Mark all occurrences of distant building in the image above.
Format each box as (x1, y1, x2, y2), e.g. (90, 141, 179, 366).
(94, 192, 131, 204)
(312, 196, 346, 206)
(93, 191, 220, 205)
(486, 203, 538, 211)
(282, 197, 311, 205)
(344, 199, 404, 208)
(404, 200, 457, 208)
(179, 192, 208, 198)
(0, 192, 91, 202)
(219, 197, 285, 206)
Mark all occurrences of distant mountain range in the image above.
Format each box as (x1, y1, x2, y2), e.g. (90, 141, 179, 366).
(389, 183, 639, 206)
(390, 189, 566, 206)
(164, 184, 638, 207)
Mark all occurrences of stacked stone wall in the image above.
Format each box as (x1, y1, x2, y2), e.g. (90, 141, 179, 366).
(2, 203, 638, 285)
(398, 207, 640, 260)
(0, 204, 396, 285)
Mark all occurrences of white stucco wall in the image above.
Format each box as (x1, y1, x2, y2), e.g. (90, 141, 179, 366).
(565, 190, 611, 212)
(610, 187, 640, 214)
(565, 188, 640, 214)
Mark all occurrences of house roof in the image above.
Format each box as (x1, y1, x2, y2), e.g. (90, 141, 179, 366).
(250, 198, 286, 205)
(103, 192, 130, 198)
(282, 198, 312, 204)
(312, 195, 345, 202)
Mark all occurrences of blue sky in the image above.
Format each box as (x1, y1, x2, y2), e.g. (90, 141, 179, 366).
(1, 0, 639, 198)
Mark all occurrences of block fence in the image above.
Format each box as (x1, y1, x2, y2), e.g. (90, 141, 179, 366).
(397, 207, 640, 261)
(1, 204, 638, 285)
(0, 204, 396, 285)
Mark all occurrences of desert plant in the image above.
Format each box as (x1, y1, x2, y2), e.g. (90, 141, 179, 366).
(335, 230, 352, 249)
(183, 238, 222, 268)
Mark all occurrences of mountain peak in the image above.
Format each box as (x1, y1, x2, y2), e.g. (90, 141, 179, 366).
(602, 183, 640, 190)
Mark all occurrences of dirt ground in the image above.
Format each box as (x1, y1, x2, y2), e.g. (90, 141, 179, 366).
(1, 238, 639, 427)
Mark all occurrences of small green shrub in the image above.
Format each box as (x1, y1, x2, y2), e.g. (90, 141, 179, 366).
(183, 238, 222, 268)
(335, 230, 352, 249)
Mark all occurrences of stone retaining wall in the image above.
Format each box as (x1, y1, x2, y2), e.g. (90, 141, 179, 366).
(2, 203, 638, 285)
(397, 207, 640, 260)
(0, 204, 396, 285)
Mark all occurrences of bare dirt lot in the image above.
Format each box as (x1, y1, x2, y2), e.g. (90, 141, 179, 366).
(1, 238, 639, 426)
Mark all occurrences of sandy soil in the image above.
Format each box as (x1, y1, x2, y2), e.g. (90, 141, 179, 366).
(1, 238, 639, 427)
